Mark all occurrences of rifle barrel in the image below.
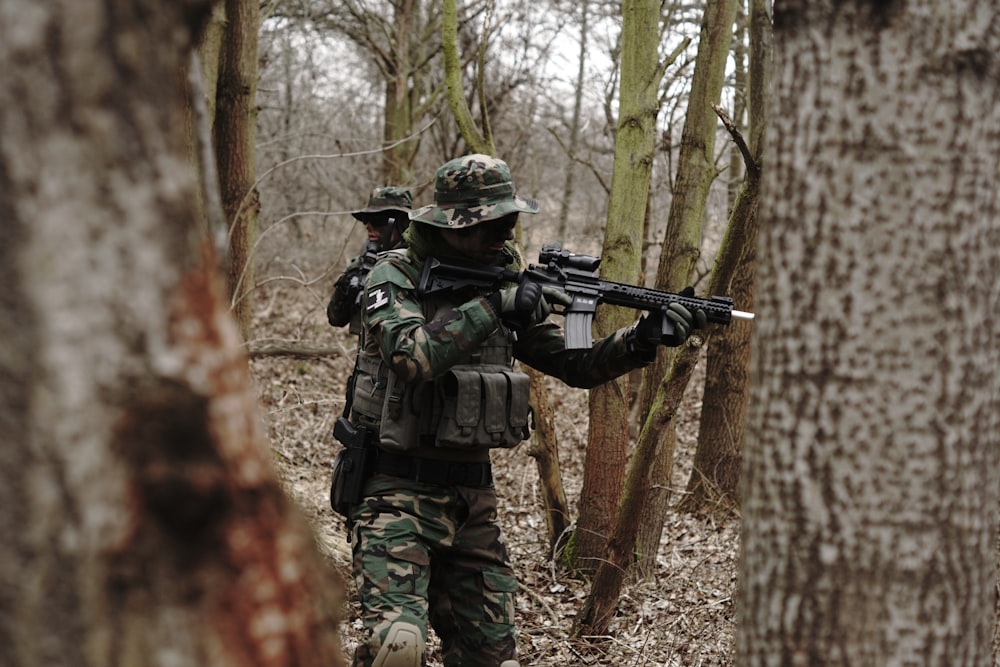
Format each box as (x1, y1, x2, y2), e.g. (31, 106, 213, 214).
(732, 310, 755, 320)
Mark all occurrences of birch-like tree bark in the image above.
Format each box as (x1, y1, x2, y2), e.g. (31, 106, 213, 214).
(738, 1, 1000, 663)
(0, 2, 345, 665)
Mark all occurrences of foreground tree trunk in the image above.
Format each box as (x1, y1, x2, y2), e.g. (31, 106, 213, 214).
(738, 1, 1000, 664)
(0, 3, 345, 665)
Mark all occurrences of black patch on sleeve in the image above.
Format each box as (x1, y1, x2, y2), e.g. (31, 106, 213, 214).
(366, 282, 393, 313)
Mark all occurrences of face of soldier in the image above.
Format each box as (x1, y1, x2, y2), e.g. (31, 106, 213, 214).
(364, 215, 401, 250)
(440, 215, 517, 263)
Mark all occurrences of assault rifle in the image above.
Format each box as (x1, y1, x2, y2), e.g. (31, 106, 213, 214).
(418, 243, 754, 349)
(348, 240, 382, 294)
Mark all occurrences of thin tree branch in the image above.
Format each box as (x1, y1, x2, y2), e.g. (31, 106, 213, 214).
(713, 103, 758, 174)
(545, 126, 611, 194)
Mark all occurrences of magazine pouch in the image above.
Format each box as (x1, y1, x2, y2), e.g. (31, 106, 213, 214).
(436, 365, 530, 449)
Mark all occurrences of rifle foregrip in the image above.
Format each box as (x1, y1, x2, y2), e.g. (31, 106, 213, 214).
(702, 296, 736, 325)
(671, 295, 736, 325)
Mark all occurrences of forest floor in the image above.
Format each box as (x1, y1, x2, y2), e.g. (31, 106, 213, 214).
(248, 276, 740, 667)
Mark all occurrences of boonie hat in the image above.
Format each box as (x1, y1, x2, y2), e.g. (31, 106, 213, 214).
(409, 154, 539, 228)
(352, 186, 412, 223)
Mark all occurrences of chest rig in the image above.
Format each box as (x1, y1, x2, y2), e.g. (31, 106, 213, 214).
(350, 257, 531, 452)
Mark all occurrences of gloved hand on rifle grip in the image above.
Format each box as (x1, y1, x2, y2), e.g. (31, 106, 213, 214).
(628, 290, 707, 355)
(487, 281, 570, 330)
(335, 267, 366, 306)
(670, 285, 708, 335)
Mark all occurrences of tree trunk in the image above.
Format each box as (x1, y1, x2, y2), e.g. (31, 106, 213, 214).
(680, 0, 770, 515)
(633, 0, 738, 579)
(678, 169, 757, 515)
(443, 0, 489, 153)
(577, 344, 703, 634)
(572, 0, 663, 570)
(725, 2, 748, 213)
(526, 375, 571, 554)
(440, 0, 574, 557)
(738, 1, 1000, 664)
(215, 0, 260, 341)
(0, 3, 345, 665)
(557, 0, 589, 239)
(303, 0, 439, 185)
(381, 0, 421, 184)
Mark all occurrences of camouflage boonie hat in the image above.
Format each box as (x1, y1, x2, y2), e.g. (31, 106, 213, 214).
(352, 186, 412, 223)
(409, 154, 539, 228)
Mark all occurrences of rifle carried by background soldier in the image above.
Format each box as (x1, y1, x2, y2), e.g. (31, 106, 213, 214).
(419, 243, 755, 349)
(346, 239, 381, 295)
(327, 187, 412, 332)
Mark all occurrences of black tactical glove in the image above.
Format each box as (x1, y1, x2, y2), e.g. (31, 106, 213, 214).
(341, 267, 366, 302)
(487, 281, 570, 330)
(627, 287, 707, 355)
(327, 267, 365, 327)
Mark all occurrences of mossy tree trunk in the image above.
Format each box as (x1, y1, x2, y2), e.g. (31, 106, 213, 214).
(214, 0, 261, 341)
(570, 0, 668, 571)
(632, 0, 739, 580)
(678, 0, 770, 517)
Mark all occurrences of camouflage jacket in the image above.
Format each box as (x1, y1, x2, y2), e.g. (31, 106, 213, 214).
(360, 245, 649, 388)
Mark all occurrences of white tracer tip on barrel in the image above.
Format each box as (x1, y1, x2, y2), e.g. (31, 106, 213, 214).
(732, 310, 755, 320)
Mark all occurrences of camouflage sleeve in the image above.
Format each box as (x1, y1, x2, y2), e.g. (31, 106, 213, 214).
(513, 321, 649, 389)
(362, 256, 500, 382)
(326, 256, 366, 327)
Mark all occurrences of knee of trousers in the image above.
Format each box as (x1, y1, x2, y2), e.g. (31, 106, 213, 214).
(372, 621, 425, 667)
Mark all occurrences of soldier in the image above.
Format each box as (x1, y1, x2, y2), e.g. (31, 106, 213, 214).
(346, 154, 705, 667)
(327, 186, 413, 333)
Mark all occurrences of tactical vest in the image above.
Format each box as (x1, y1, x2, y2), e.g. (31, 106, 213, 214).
(350, 254, 531, 452)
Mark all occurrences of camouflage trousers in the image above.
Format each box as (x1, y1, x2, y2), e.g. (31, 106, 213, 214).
(349, 473, 518, 667)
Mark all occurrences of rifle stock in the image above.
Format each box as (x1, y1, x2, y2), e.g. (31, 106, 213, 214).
(418, 244, 754, 349)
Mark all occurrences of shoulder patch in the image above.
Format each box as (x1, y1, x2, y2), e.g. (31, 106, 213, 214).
(366, 282, 393, 313)
(368, 251, 418, 291)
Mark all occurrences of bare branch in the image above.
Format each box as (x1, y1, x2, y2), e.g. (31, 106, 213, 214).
(712, 103, 758, 174)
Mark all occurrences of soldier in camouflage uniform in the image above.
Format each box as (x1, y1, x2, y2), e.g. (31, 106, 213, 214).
(346, 154, 704, 667)
(327, 186, 413, 333)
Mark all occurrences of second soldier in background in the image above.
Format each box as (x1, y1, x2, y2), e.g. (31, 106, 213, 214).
(327, 186, 412, 334)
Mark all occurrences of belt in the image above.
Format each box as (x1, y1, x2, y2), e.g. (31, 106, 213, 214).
(373, 450, 493, 488)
